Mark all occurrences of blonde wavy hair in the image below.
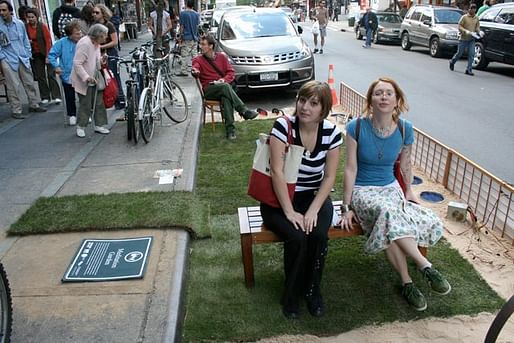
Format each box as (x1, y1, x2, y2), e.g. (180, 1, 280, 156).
(362, 77, 409, 122)
(94, 4, 112, 22)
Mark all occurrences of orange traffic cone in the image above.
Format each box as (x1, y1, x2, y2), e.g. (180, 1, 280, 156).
(327, 64, 338, 106)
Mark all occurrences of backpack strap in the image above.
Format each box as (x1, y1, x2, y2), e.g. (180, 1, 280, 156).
(398, 118, 405, 145)
(355, 117, 361, 143)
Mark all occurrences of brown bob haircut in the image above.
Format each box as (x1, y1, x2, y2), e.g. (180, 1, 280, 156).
(362, 77, 409, 122)
(294, 80, 332, 120)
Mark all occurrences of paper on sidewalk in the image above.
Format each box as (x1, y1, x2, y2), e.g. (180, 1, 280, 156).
(153, 169, 184, 185)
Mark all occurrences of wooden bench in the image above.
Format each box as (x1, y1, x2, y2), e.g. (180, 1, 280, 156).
(238, 200, 427, 288)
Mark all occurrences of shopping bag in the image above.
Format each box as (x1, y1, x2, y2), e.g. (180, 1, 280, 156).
(102, 67, 119, 109)
(247, 117, 305, 208)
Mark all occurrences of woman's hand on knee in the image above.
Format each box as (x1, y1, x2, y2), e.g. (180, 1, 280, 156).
(285, 211, 305, 232)
(303, 210, 318, 234)
(339, 210, 357, 232)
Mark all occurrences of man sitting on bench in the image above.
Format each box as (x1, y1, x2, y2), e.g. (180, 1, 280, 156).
(191, 34, 257, 140)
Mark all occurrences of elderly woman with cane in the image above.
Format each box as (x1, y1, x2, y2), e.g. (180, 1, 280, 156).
(71, 23, 110, 138)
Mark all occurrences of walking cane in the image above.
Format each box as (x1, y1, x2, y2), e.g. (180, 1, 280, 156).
(88, 83, 98, 141)
(56, 76, 67, 127)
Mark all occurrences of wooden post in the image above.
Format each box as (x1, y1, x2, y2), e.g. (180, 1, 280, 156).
(442, 149, 453, 189)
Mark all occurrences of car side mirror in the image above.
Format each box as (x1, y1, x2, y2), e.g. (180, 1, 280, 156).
(298, 25, 303, 34)
(422, 20, 432, 26)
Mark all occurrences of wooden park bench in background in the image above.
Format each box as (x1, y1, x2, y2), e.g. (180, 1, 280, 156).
(238, 200, 428, 288)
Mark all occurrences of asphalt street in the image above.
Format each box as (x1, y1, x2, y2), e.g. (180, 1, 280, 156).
(244, 20, 514, 185)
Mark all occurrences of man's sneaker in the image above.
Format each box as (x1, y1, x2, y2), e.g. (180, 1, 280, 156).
(227, 132, 236, 140)
(76, 127, 86, 138)
(41, 99, 49, 105)
(69, 116, 77, 126)
(465, 70, 474, 76)
(11, 113, 27, 119)
(319, 49, 323, 54)
(29, 106, 47, 112)
(53, 98, 62, 105)
(402, 283, 427, 311)
(313, 48, 319, 53)
(94, 126, 110, 134)
(423, 267, 451, 295)
(241, 109, 258, 120)
(449, 61, 455, 71)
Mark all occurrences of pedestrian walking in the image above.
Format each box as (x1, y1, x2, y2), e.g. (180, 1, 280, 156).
(176, 0, 200, 76)
(449, 3, 481, 76)
(0, 0, 46, 119)
(48, 21, 82, 126)
(51, 0, 80, 39)
(71, 24, 110, 138)
(359, 7, 378, 48)
(25, 8, 62, 105)
(313, 0, 329, 54)
(147, 6, 173, 54)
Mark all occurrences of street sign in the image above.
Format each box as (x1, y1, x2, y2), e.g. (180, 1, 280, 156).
(62, 237, 153, 282)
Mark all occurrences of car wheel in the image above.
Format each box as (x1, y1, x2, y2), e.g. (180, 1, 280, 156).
(429, 37, 442, 58)
(473, 42, 489, 70)
(401, 32, 411, 50)
(373, 31, 379, 44)
(355, 26, 362, 40)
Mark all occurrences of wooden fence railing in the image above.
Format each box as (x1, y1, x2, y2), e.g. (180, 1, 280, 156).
(339, 81, 514, 244)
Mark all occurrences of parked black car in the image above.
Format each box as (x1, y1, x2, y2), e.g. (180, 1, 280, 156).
(473, 2, 514, 70)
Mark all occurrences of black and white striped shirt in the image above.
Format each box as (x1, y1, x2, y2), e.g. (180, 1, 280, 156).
(271, 116, 342, 192)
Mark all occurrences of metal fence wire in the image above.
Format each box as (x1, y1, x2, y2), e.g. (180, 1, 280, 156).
(339, 81, 514, 244)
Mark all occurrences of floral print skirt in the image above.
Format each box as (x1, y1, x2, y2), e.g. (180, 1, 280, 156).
(351, 183, 444, 254)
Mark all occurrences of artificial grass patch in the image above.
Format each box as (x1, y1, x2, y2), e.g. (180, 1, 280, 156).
(8, 191, 210, 238)
(183, 214, 504, 342)
(182, 120, 505, 342)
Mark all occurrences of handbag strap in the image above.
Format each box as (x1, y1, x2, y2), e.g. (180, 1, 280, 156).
(202, 54, 225, 79)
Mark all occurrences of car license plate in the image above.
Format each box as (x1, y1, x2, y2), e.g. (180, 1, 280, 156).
(260, 72, 278, 81)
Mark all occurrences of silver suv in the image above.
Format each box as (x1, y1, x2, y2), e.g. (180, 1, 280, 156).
(215, 8, 314, 90)
(400, 5, 464, 57)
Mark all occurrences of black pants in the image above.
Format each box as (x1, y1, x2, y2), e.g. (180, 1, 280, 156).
(62, 82, 76, 117)
(261, 192, 332, 312)
(31, 54, 60, 101)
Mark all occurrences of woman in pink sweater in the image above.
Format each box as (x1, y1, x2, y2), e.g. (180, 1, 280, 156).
(71, 23, 110, 138)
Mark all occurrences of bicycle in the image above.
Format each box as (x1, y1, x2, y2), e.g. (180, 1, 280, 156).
(138, 50, 189, 143)
(0, 263, 12, 343)
(113, 45, 151, 144)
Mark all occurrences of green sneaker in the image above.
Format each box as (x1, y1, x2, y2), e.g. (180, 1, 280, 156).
(402, 283, 427, 311)
(423, 267, 451, 295)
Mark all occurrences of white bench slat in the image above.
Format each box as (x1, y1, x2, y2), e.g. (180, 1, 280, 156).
(238, 207, 252, 234)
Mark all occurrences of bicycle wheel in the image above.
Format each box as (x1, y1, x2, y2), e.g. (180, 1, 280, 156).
(138, 87, 155, 144)
(126, 85, 139, 144)
(0, 263, 12, 343)
(162, 80, 188, 123)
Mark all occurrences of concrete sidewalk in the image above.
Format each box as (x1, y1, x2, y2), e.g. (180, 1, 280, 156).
(0, 32, 202, 342)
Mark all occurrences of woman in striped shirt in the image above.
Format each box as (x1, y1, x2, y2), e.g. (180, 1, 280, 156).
(261, 81, 342, 319)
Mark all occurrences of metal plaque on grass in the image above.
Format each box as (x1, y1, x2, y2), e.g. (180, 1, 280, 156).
(62, 237, 153, 282)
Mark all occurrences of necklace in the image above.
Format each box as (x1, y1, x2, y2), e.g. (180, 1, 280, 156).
(369, 119, 388, 160)
(371, 119, 393, 138)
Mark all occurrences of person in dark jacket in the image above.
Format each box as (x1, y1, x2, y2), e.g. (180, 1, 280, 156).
(359, 7, 378, 48)
(52, 0, 81, 39)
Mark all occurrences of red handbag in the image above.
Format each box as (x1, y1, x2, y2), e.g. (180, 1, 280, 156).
(247, 117, 305, 208)
(355, 118, 407, 194)
(102, 67, 119, 109)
